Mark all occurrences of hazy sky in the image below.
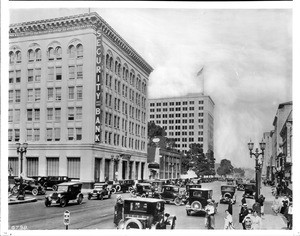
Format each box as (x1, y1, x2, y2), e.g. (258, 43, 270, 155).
(9, 8, 292, 168)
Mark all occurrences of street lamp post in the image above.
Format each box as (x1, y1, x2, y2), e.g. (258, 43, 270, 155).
(247, 139, 266, 201)
(16, 142, 28, 200)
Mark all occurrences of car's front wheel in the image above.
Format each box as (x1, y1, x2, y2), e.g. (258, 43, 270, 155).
(111, 188, 116, 194)
(60, 198, 67, 207)
(98, 194, 103, 200)
(32, 188, 38, 196)
(174, 197, 182, 206)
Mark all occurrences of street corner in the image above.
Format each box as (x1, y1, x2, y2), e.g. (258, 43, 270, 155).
(8, 196, 37, 205)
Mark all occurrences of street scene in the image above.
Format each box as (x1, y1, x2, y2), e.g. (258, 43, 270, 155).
(4, 5, 293, 234)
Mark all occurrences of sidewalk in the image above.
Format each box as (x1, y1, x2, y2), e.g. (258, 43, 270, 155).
(260, 185, 287, 230)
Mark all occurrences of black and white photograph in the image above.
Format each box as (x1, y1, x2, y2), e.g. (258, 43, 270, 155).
(1, 1, 298, 235)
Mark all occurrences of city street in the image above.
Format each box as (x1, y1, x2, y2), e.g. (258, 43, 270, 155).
(9, 181, 257, 230)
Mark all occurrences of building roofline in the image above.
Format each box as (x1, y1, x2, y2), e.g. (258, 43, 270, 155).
(9, 12, 153, 76)
(149, 93, 215, 105)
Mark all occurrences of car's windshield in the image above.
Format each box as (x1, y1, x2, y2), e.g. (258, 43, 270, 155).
(130, 202, 148, 213)
(57, 185, 68, 192)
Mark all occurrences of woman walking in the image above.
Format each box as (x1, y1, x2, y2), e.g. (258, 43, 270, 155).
(224, 209, 234, 230)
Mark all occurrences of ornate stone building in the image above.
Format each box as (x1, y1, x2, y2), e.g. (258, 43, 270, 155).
(8, 12, 153, 187)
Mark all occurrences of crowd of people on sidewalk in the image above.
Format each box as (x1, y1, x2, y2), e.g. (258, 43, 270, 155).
(271, 193, 293, 230)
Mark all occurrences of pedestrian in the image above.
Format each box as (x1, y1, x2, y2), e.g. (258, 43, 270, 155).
(280, 195, 289, 214)
(252, 201, 261, 217)
(251, 211, 262, 230)
(224, 209, 234, 229)
(242, 209, 254, 230)
(114, 195, 123, 227)
(241, 196, 246, 205)
(204, 199, 215, 229)
(272, 196, 281, 215)
(286, 202, 293, 230)
(239, 203, 249, 230)
(258, 194, 265, 217)
(227, 197, 233, 215)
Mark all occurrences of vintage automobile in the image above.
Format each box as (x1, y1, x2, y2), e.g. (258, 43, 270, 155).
(131, 183, 160, 198)
(110, 179, 135, 193)
(219, 185, 236, 204)
(88, 183, 111, 200)
(243, 183, 256, 199)
(44, 182, 83, 207)
(115, 198, 176, 229)
(38, 176, 69, 191)
(160, 185, 187, 206)
(185, 183, 202, 192)
(11, 177, 46, 196)
(144, 179, 166, 193)
(186, 188, 218, 216)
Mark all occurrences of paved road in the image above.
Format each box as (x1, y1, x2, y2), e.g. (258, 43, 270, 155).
(9, 181, 255, 230)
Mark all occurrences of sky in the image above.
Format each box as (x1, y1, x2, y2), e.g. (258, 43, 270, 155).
(9, 7, 293, 169)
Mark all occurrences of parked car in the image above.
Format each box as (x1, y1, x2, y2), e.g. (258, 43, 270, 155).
(115, 198, 176, 229)
(44, 182, 83, 207)
(38, 176, 69, 191)
(243, 183, 256, 199)
(88, 183, 111, 200)
(186, 188, 217, 216)
(219, 185, 236, 204)
(11, 177, 46, 196)
(110, 179, 135, 194)
(144, 179, 166, 193)
(131, 183, 158, 198)
(160, 185, 187, 206)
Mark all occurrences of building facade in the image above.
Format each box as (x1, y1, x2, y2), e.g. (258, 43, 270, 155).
(8, 12, 153, 187)
(148, 93, 214, 154)
(262, 131, 272, 180)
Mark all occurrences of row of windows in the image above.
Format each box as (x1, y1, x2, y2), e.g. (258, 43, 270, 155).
(8, 127, 82, 142)
(150, 119, 204, 124)
(150, 100, 204, 107)
(159, 124, 204, 130)
(9, 44, 83, 64)
(150, 106, 204, 112)
(150, 113, 204, 119)
(105, 52, 147, 95)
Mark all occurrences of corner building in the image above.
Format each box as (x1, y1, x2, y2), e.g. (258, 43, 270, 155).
(8, 12, 153, 187)
(148, 93, 214, 154)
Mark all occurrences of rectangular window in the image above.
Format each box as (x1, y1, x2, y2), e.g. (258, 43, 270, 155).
(54, 128, 60, 141)
(46, 128, 53, 141)
(56, 66, 62, 80)
(34, 128, 40, 141)
(76, 107, 82, 120)
(77, 65, 83, 79)
(48, 88, 54, 101)
(47, 108, 53, 121)
(15, 129, 20, 141)
(9, 90, 13, 103)
(55, 87, 61, 101)
(8, 129, 13, 141)
(48, 67, 54, 81)
(67, 158, 80, 178)
(69, 66, 75, 79)
(27, 157, 39, 176)
(47, 158, 59, 176)
(8, 109, 13, 122)
(28, 89, 34, 102)
(34, 109, 40, 121)
(9, 71, 14, 83)
(76, 128, 82, 140)
(15, 109, 20, 122)
(68, 128, 74, 140)
(68, 87, 75, 99)
(8, 157, 19, 176)
(28, 69, 34, 82)
(77, 86, 83, 100)
(55, 108, 61, 121)
(68, 107, 75, 120)
(27, 109, 33, 121)
(16, 70, 21, 83)
(15, 90, 21, 102)
(35, 88, 41, 101)
(35, 68, 41, 82)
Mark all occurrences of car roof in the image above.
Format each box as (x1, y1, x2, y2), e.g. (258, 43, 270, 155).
(190, 187, 212, 191)
(124, 198, 166, 203)
(58, 182, 82, 186)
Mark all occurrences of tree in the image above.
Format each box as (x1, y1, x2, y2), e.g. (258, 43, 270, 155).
(183, 143, 215, 176)
(217, 159, 234, 177)
(147, 122, 166, 145)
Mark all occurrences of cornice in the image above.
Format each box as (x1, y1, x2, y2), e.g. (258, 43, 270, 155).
(9, 12, 153, 76)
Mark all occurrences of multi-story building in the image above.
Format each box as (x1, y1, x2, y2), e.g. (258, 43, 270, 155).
(148, 93, 214, 154)
(8, 12, 153, 187)
(262, 131, 272, 180)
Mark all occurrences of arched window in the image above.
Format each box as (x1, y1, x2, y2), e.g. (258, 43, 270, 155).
(132, 75, 135, 87)
(9, 51, 15, 64)
(28, 49, 35, 62)
(35, 49, 41, 61)
(109, 57, 113, 71)
(106, 54, 110, 69)
(56, 46, 62, 60)
(48, 47, 55, 60)
(68, 45, 76, 58)
(115, 61, 118, 74)
(16, 51, 22, 63)
(77, 44, 83, 58)
(118, 64, 121, 77)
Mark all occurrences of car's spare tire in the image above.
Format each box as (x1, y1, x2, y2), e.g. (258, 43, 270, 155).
(191, 201, 202, 210)
(124, 218, 143, 229)
(224, 193, 231, 199)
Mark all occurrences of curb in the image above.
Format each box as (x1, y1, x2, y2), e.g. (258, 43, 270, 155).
(8, 198, 37, 205)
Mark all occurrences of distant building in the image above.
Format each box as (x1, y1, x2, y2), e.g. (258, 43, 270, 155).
(8, 12, 153, 187)
(148, 93, 214, 154)
(262, 131, 272, 180)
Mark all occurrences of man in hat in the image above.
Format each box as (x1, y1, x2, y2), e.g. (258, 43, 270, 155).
(239, 203, 249, 229)
(205, 199, 215, 229)
(114, 195, 123, 227)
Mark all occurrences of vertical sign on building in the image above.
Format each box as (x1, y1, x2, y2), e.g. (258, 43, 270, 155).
(95, 29, 104, 142)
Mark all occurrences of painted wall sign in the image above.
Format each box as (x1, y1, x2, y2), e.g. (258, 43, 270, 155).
(95, 29, 104, 142)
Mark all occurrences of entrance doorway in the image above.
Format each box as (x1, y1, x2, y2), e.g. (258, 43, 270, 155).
(94, 158, 101, 182)
(122, 161, 127, 180)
